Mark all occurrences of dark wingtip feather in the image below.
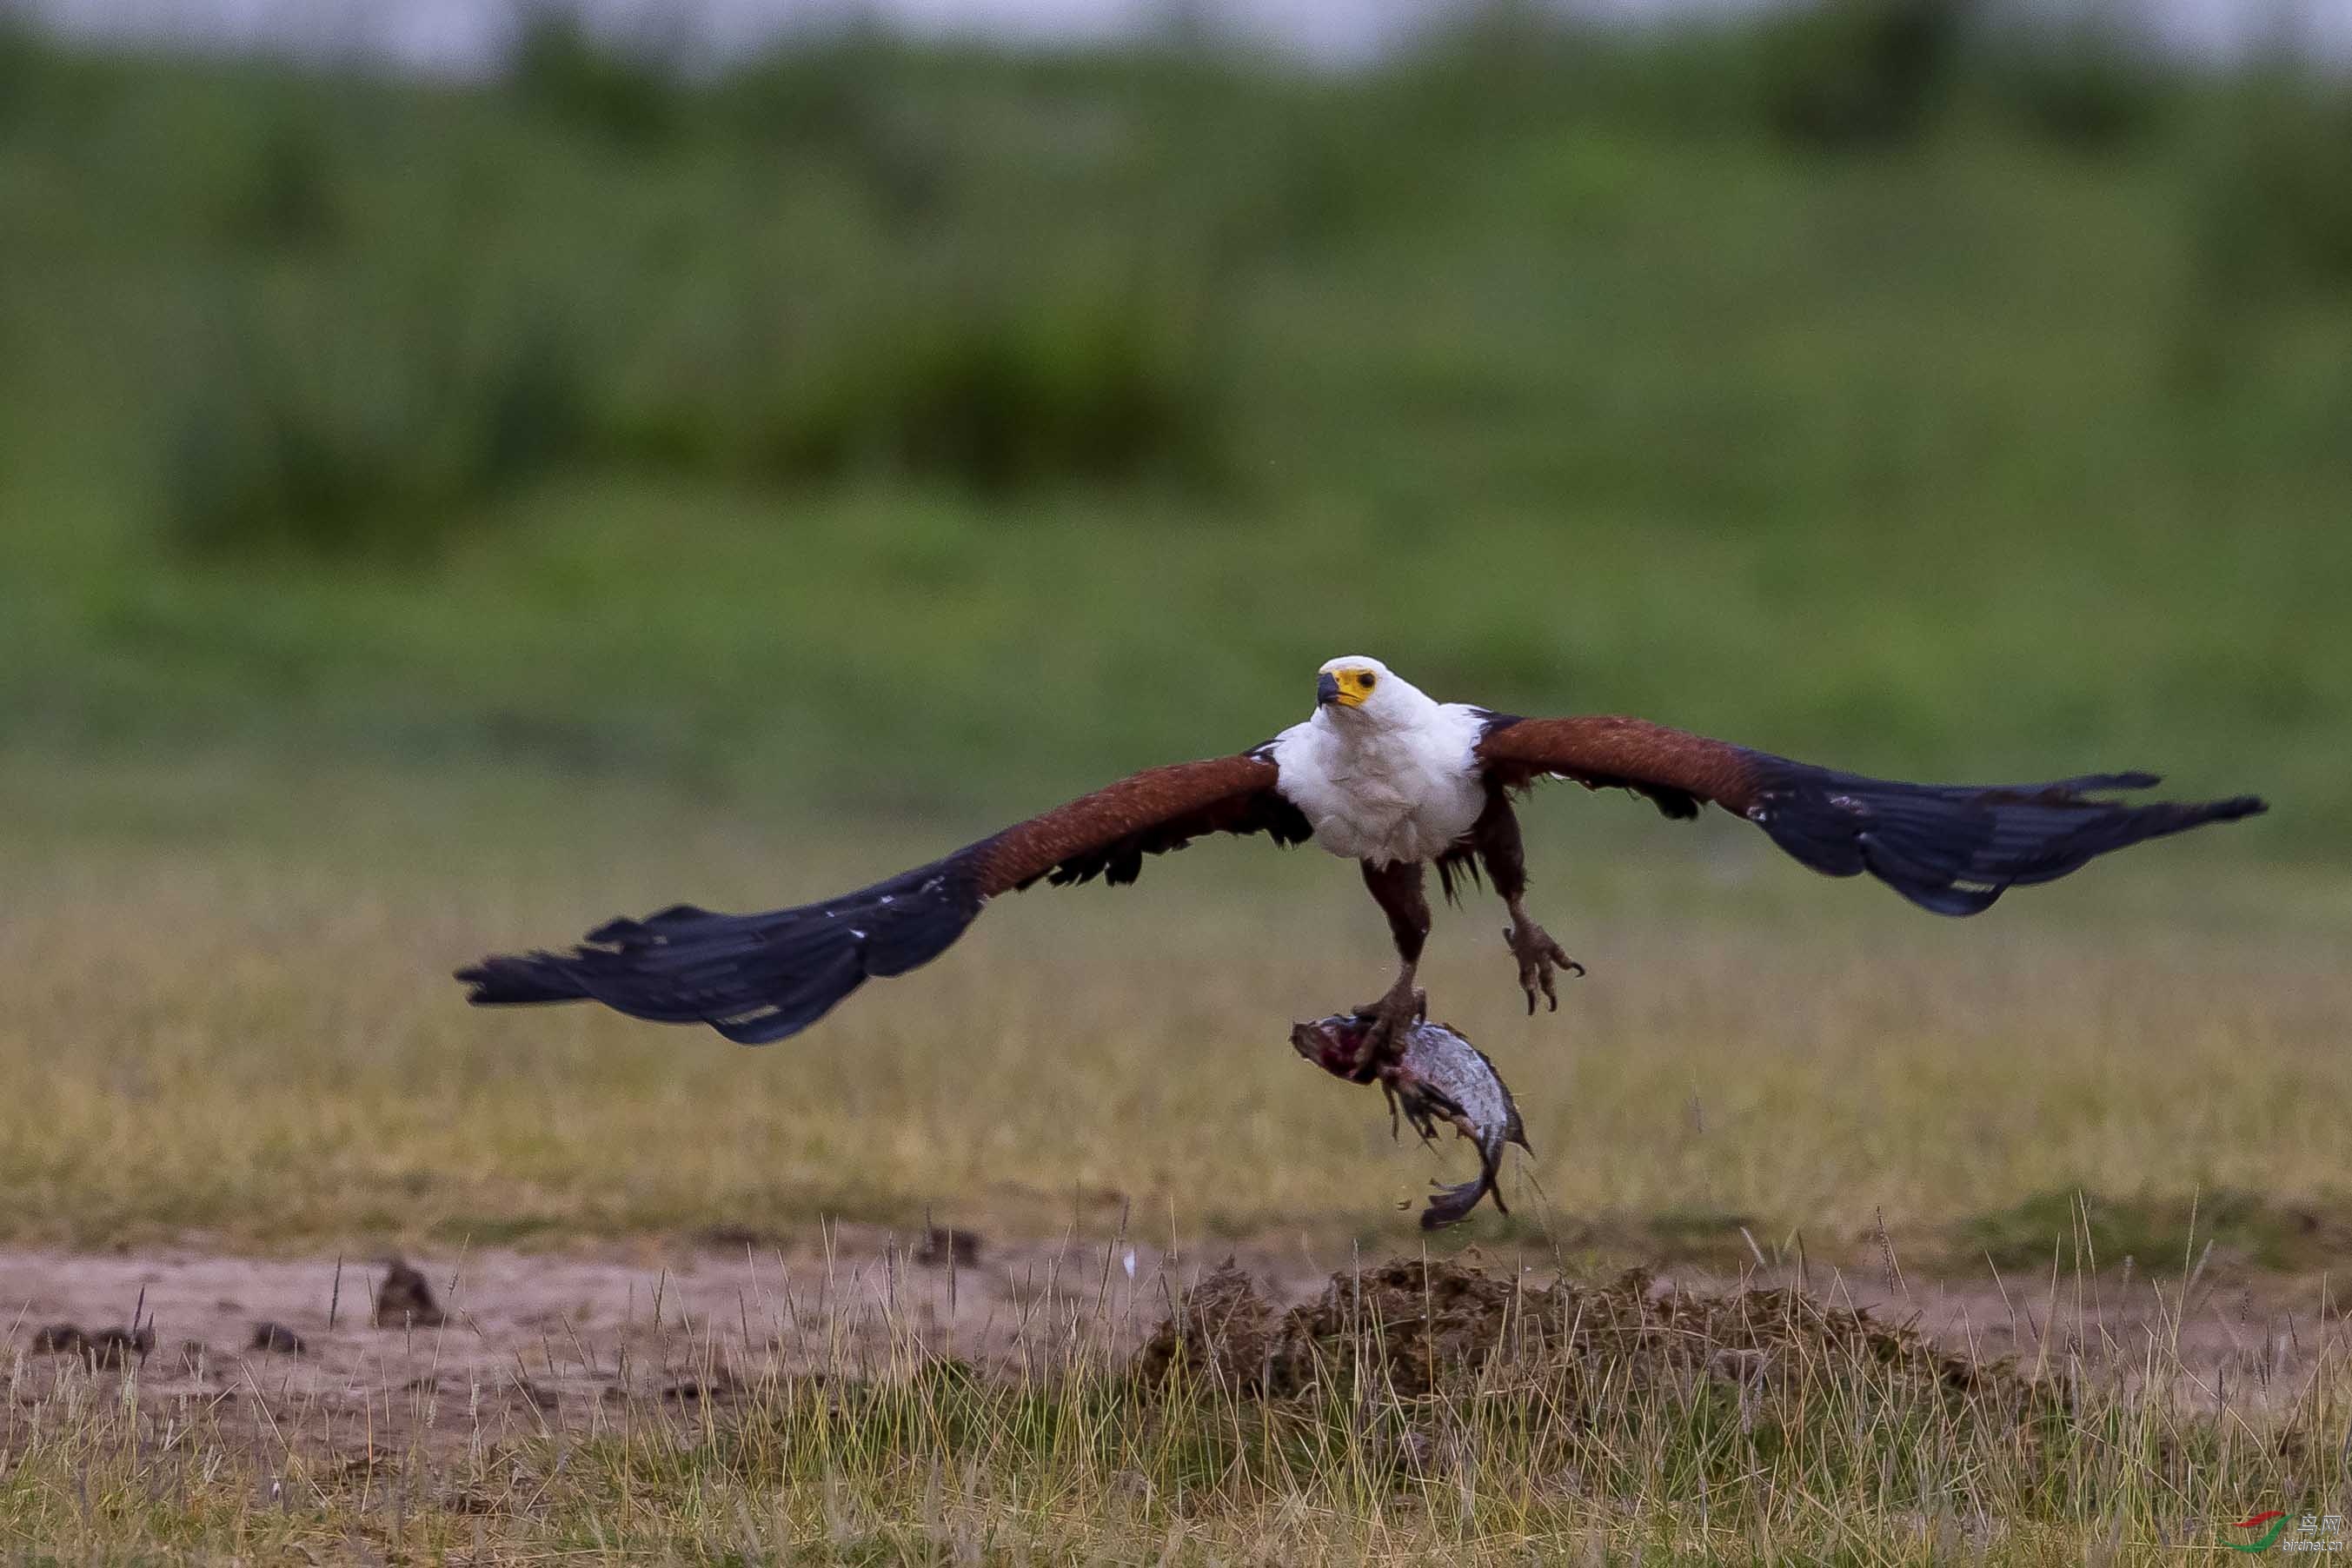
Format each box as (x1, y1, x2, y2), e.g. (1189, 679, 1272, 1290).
(455, 953, 585, 1006)
(1746, 756, 2266, 917)
(455, 854, 986, 1043)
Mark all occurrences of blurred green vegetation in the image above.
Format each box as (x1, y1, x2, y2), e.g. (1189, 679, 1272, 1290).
(0, 9, 2345, 841)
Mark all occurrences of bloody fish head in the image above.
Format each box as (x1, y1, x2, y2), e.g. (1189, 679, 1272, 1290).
(1289, 1013, 1371, 1077)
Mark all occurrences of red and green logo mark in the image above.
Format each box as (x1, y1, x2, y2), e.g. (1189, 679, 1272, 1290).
(2226, 1512, 2291, 1553)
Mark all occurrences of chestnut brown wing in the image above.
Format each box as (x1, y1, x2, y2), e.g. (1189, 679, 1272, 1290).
(966, 751, 1310, 894)
(1476, 714, 2263, 916)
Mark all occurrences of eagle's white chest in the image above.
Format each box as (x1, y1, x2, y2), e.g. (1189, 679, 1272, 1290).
(1269, 704, 1489, 866)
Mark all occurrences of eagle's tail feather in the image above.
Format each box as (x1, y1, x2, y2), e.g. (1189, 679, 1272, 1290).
(1745, 759, 2266, 916)
(455, 853, 987, 1044)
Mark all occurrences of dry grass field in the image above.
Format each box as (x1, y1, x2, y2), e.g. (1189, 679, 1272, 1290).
(2, 758, 2344, 1560)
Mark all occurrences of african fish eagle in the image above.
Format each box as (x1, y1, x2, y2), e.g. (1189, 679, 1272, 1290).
(458, 656, 2265, 1063)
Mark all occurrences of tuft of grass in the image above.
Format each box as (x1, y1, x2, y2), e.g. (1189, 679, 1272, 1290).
(1976, 3, 2170, 150)
(503, 7, 685, 150)
(164, 276, 592, 561)
(759, 269, 1226, 493)
(2168, 71, 2352, 398)
(2188, 75, 2352, 301)
(604, 258, 1233, 493)
(218, 111, 342, 250)
(0, 14, 54, 132)
(1753, 0, 1972, 149)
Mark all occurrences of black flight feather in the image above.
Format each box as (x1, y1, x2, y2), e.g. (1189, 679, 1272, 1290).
(455, 853, 987, 1045)
(1740, 759, 2266, 916)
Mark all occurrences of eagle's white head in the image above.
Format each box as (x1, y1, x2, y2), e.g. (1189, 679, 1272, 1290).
(1314, 654, 1427, 726)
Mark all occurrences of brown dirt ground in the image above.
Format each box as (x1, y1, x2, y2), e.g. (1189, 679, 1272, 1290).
(2, 1230, 2338, 1461)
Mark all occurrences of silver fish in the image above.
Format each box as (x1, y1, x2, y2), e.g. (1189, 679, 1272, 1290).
(1289, 1011, 1531, 1229)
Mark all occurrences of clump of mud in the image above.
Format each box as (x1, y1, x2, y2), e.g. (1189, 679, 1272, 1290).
(249, 1320, 307, 1355)
(1133, 1264, 1293, 1392)
(915, 1226, 982, 1268)
(1136, 1258, 2032, 1405)
(375, 1258, 447, 1329)
(30, 1323, 155, 1370)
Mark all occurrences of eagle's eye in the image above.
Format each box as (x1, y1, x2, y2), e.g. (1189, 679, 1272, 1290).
(1358, 673, 1376, 689)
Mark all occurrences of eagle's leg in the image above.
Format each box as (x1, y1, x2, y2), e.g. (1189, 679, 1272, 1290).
(1353, 858, 1430, 1073)
(1471, 789, 1585, 1014)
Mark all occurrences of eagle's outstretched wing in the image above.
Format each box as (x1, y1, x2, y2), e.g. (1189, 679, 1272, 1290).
(1475, 714, 2265, 916)
(456, 753, 1306, 1044)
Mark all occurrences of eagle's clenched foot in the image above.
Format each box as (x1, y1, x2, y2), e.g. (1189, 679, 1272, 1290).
(1350, 976, 1426, 1077)
(1502, 900, 1584, 1013)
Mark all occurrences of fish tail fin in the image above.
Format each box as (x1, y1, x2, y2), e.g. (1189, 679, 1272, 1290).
(1419, 1136, 1516, 1229)
(1419, 1177, 1490, 1230)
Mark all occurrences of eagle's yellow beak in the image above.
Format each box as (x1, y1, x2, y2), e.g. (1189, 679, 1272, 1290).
(1317, 668, 1375, 708)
